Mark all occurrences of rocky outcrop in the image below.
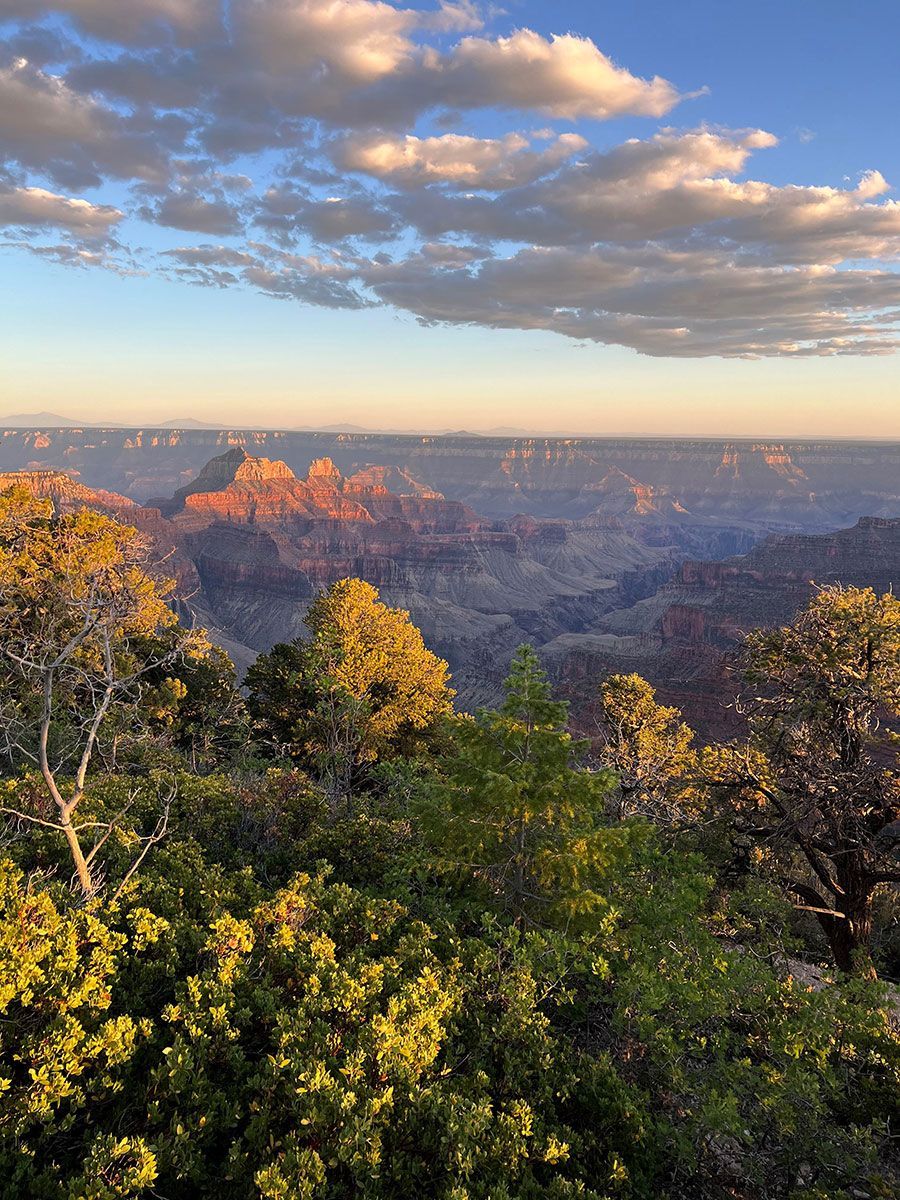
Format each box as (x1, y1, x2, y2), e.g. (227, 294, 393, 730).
(156, 449, 488, 536)
(0, 469, 136, 513)
(147, 450, 718, 702)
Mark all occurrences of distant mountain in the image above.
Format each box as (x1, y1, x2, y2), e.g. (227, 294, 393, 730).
(0, 411, 94, 427)
(1, 413, 232, 431)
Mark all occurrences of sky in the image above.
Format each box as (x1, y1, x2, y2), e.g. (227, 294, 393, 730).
(1, 0, 899, 435)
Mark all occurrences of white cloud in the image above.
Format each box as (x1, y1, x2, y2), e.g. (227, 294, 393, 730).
(335, 129, 587, 188)
(233, 0, 418, 82)
(0, 183, 122, 232)
(432, 30, 684, 120)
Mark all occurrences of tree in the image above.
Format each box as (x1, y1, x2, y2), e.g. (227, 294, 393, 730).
(0, 487, 205, 898)
(138, 636, 249, 771)
(722, 585, 900, 976)
(246, 579, 453, 806)
(421, 644, 631, 927)
(593, 673, 696, 823)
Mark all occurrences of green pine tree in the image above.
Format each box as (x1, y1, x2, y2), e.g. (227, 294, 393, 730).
(421, 644, 640, 927)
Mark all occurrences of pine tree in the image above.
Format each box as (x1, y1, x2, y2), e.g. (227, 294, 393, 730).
(422, 644, 637, 927)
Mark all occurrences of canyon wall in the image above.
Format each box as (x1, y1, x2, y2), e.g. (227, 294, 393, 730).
(3, 438, 898, 720)
(545, 516, 900, 739)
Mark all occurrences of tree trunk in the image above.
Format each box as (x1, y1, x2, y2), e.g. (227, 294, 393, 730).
(825, 894, 876, 979)
(61, 815, 95, 899)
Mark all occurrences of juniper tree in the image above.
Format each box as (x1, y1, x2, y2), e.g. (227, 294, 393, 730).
(720, 585, 900, 975)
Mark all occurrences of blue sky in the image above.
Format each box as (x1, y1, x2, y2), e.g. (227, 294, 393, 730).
(1, 0, 898, 434)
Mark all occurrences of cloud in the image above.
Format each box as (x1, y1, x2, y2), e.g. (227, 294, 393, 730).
(232, 0, 418, 83)
(364, 243, 900, 357)
(0, 183, 122, 232)
(334, 129, 587, 188)
(162, 244, 258, 267)
(422, 0, 482, 33)
(255, 183, 400, 242)
(147, 190, 245, 234)
(0, 0, 220, 43)
(52, 2, 686, 130)
(0, 57, 171, 187)
(244, 260, 370, 308)
(428, 30, 685, 120)
(386, 128, 900, 265)
(1, 1, 898, 358)
(6, 238, 139, 273)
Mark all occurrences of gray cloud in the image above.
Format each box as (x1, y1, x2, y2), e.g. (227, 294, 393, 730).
(244, 267, 367, 307)
(145, 190, 245, 234)
(389, 129, 900, 264)
(0, 0, 219, 44)
(0, 57, 173, 187)
(255, 183, 400, 243)
(364, 244, 900, 357)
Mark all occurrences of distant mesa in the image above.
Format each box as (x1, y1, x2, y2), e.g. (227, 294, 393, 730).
(344, 463, 442, 499)
(157, 418, 229, 430)
(586, 467, 689, 518)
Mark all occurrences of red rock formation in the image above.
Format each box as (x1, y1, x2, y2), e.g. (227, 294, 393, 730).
(0, 469, 136, 513)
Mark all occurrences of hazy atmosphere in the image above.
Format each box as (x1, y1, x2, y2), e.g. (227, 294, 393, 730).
(2, 0, 899, 433)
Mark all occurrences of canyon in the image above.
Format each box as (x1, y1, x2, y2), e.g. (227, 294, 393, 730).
(1, 426, 898, 720)
(2, 427, 898, 527)
(545, 515, 900, 739)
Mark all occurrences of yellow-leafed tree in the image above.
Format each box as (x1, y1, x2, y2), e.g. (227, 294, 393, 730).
(0, 486, 207, 897)
(246, 578, 454, 806)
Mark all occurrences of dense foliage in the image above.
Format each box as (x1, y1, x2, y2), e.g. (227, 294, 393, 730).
(1, 497, 899, 1199)
(246, 578, 453, 808)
